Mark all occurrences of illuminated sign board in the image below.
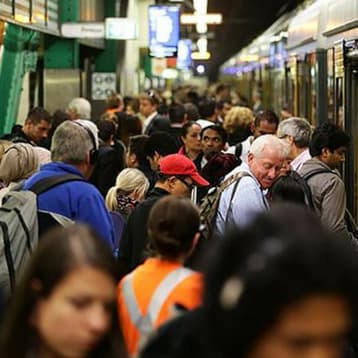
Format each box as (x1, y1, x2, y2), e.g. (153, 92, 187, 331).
(105, 18, 138, 40)
(180, 13, 222, 24)
(177, 39, 192, 69)
(148, 5, 180, 57)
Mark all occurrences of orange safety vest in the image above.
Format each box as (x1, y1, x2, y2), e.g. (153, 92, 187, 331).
(117, 258, 202, 356)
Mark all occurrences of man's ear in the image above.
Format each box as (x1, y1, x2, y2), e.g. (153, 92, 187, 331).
(128, 153, 137, 166)
(321, 147, 330, 158)
(247, 152, 254, 164)
(287, 135, 295, 145)
(153, 151, 162, 167)
(167, 176, 176, 189)
(23, 118, 31, 128)
(85, 151, 92, 165)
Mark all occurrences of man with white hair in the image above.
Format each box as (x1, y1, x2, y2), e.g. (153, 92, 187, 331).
(23, 119, 115, 250)
(67, 97, 92, 120)
(277, 117, 312, 171)
(215, 135, 289, 237)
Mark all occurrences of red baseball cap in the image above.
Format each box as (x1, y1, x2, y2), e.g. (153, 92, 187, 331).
(159, 154, 209, 187)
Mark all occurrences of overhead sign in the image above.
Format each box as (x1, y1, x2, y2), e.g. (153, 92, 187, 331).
(191, 51, 211, 60)
(177, 39, 192, 69)
(148, 5, 180, 57)
(105, 18, 138, 40)
(181, 13, 223, 25)
(61, 23, 104, 38)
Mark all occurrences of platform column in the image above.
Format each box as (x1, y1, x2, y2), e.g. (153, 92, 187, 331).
(0, 23, 39, 135)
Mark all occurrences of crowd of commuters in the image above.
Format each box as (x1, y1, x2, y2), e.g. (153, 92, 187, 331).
(0, 85, 357, 358)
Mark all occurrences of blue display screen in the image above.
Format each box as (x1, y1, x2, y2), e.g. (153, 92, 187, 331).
(148, 5, 180, 57)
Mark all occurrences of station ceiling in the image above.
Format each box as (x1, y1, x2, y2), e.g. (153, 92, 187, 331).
(190, 0, 305, 80)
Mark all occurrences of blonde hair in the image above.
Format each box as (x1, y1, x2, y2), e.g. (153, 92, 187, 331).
(223, 106, 254, 134)
(0, 143, 39, 185)
(105, 168, 150, 211)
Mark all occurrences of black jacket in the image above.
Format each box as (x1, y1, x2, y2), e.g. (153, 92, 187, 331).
(141, 308, 358, 358)
(118, 187, 170, 276)
(140, 308, 222, 358)
(89, 141, 125, 197)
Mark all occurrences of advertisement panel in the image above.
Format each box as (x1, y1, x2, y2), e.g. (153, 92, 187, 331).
(148, 5, 179, 57)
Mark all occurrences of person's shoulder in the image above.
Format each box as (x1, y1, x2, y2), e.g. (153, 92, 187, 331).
(140, 309, 206, 358)
(175, 271, 203, 295)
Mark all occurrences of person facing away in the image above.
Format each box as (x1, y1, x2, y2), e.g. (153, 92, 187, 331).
(215, 134, 289, 237)
(140, 203, 358, 358)
(10, 107, 51, 147)
(66, 97, 92, 120)
(0, 143, 40, 203)
(0, 224, 127, 358)
(223, 106, 254, 145)
(277, 116, 312, 171)
(299, 122, 353, 241)
(118, 154, 209, 276)
(89, 119, 125, 197)
(117, 196, 203, 357)
(22, 120, 115, 251)
(106, 168, 150, 220)
(143, 131, 179, 190)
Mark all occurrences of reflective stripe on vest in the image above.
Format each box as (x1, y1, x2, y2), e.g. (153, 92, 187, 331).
(121, 266, 194, 334)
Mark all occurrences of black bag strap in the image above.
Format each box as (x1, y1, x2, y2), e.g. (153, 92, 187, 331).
(28, 174, 85, 195)
(225, 171, 250, 226)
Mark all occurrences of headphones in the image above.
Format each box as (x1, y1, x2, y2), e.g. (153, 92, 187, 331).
(72, 121, 99, 165)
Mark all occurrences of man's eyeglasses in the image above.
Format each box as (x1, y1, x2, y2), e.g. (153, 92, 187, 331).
(175, 176, 195, 192)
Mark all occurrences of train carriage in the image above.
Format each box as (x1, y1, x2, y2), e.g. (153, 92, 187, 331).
(220, 0, 358, 219)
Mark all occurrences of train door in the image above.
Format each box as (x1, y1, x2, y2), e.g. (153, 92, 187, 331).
(341, 40, 358, 221)
(297, 60, 308, 120)
(307, 49, 328, 128)
(287, 56, 299, 116)
(306, 53, 316, 125)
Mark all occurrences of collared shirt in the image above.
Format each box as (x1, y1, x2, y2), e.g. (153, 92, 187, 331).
(214, 162, 269, 238)
(291, 148, 311, 172)
(143, 111, 158, 133)
(240, 135, 254, 164)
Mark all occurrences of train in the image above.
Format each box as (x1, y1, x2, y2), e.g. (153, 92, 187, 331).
(219, 0, 358, 221)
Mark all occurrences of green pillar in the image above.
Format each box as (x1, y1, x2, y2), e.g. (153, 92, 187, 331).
(44, 0, 80, 69)
(95, 0, 118, 72)
(0, 24, 40, 135)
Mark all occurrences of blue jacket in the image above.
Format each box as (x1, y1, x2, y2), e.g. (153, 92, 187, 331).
(23, 162, 115, 251)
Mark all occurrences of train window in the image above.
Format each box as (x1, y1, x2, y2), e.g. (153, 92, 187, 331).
(307, 53, 317, 127)
(353, 69, 358, 221)
(327, 48, 335, 122)
(298, 61, 308, 120)
(335, 77, 344, 128)
(285, 65, 294, 115)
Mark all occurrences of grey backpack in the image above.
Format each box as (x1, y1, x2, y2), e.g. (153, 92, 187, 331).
(0, 174, 84, 297)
